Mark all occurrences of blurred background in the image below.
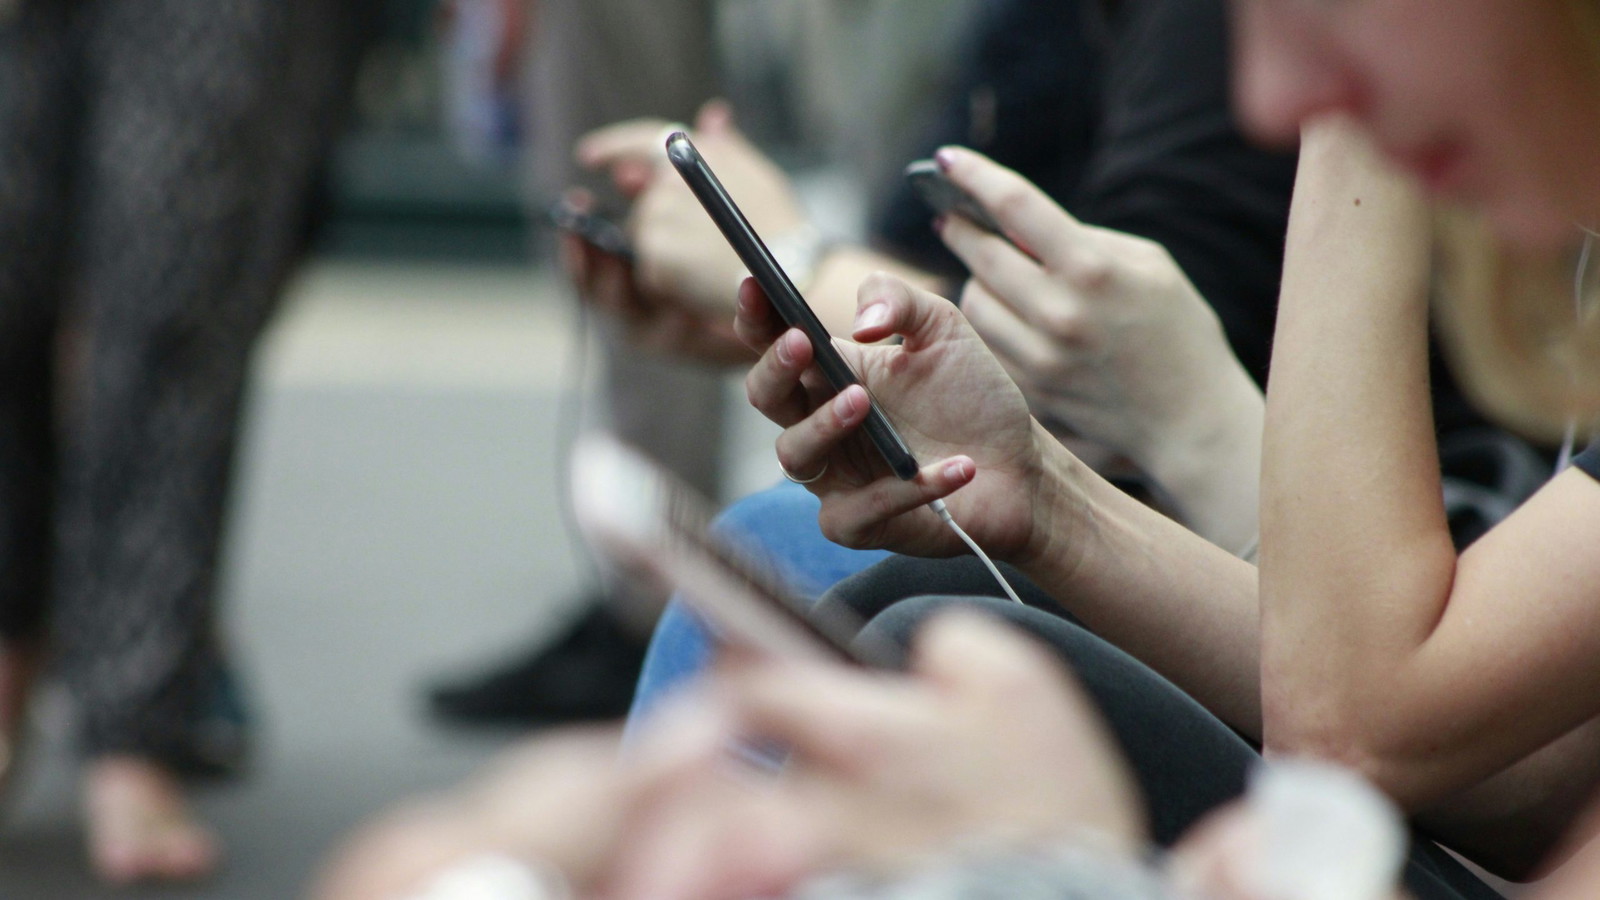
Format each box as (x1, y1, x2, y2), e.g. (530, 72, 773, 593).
(0, 0, 976, 895)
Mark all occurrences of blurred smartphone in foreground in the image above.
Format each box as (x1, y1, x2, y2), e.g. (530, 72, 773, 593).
(571, 436, 895, 667)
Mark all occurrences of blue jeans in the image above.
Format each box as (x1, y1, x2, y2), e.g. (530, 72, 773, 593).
(623, 480, 890, 737)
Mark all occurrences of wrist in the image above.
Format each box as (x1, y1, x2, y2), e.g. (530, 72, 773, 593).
(1011, 421, 1097, 587)
(1137, 364, 1264, 556)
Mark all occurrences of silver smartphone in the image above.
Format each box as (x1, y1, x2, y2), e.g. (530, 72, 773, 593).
(571, 436, 895, 667)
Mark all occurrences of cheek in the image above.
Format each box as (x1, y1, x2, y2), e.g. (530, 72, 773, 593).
(1465, 13, 1600, 238)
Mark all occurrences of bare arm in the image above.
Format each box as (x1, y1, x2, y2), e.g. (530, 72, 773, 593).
(735, 263, 1265, 737)
(1260, 118, 1600, 822)
(1018, 442, 1264, 736)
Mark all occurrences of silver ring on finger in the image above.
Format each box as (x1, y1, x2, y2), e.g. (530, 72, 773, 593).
(780, 460, 829, 485)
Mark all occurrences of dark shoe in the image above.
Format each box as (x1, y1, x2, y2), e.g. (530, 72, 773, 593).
(174, 657, 253, 781)
(426, 602, 648, 728)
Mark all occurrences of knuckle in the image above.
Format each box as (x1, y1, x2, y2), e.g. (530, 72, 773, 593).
(863, 484, 903, 528)
(1040, 307, 1088, 343)
(989, 185, 1033, 223)
(818, 507, 868, 550)
(745, 366, 781, 413)
(1068, 256, 1114, 293)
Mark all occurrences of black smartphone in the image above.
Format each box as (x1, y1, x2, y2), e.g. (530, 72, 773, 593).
(571, 436, 896, 667)
(664, 131, 920, 481)
(905, 159, 1008, 237)
(548, 199, 635, 262)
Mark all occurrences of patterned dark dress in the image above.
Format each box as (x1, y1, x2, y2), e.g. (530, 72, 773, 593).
(0, 0, 365, 769)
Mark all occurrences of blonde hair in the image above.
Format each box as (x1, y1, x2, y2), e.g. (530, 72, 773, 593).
(1432, 209, 1600, 443)
(1425, 0, 1600, 444)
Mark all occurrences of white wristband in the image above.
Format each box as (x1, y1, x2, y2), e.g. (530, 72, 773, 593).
(398, 853, 571, 900)
(766, 223, 829, 293)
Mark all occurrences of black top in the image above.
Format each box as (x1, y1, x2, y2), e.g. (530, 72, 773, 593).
(871, 0, 1297, 387)
(1574, 443, 1600, 481)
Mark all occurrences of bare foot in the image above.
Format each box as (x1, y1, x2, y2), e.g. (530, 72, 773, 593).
(0, 639, 43, 794)
(83, 756, 220, 885)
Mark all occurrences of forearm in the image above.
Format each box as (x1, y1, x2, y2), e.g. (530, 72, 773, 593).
(1258, 121, 1452, 766)
(1019, 427, 1264, 738)
(1417, 719, 1600, 880)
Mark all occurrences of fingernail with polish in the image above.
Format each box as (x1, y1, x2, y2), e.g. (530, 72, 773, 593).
(944, 458, 972, 481)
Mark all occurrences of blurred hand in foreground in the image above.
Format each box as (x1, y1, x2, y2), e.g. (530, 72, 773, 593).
(313, 613, 1145, 900)
(558, 187, 754, 364)
(576, 99, 808, 320)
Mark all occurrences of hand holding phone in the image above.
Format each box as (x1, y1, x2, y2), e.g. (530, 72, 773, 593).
(549, 197, 635, 262)
(906, 159, 1007, 236)
(665, 131, 921, 481)
(906, 158, 1035, 259)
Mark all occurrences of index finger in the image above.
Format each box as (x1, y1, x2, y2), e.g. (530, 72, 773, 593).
(732, 277, 786, 352)
(936, 146, 1091, 276)
(708, 656, 929, 775)
(576, 117, 681, 169)
(939, 214, 1055, 320)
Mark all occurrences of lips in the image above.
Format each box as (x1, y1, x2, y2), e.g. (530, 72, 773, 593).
(1386, 139, 1472, 194)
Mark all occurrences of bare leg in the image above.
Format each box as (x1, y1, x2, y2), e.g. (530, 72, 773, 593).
(53, 0, 360, 881)
(82, 757, 218, 885)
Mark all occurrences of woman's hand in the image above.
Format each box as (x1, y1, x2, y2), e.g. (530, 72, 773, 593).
(311, 729, 640, 900)
(559, 187, 755, 364)
(735, 270, 1076, 566)
(608, 612, 1149, 900)
(934, 147, 1264, 552)
(577, 100, 809, 319)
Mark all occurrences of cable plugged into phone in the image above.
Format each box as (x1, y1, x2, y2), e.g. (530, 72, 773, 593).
(927, 498, 1025, 606)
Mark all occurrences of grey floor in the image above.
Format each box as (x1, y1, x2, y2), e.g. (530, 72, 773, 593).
(0, 261, 650, 898)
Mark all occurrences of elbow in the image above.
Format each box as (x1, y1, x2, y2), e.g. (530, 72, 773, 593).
(1261, 684, 1433, 810)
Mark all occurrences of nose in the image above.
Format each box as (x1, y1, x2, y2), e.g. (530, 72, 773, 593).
(1230, 1, 1365, 146)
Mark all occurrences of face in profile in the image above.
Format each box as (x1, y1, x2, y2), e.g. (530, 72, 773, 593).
(1229, 0, 1600, 249)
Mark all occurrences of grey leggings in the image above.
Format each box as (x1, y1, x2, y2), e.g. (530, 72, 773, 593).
(0, 0, 362, 766)
(818, 555, 1501, 900)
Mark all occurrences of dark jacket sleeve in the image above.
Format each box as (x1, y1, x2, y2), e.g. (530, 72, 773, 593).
(870, 0, 1296, 387)
(1574, 443, 1600, 481)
